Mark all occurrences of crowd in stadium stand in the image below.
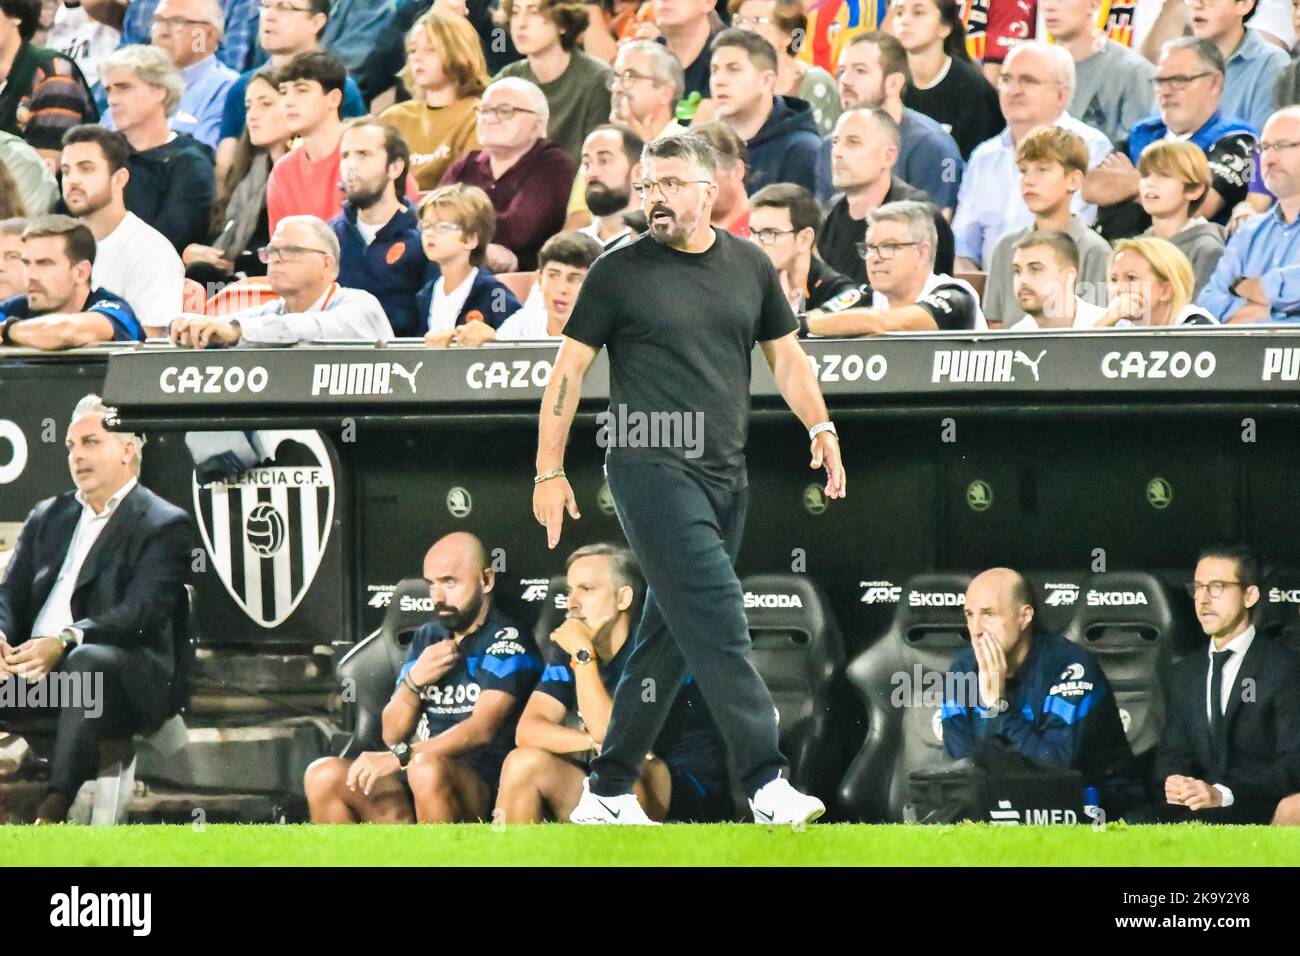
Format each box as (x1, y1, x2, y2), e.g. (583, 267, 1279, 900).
(0, 0, 1293, 348)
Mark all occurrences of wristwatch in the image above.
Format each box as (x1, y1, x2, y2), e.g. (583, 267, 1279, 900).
(390, 742, 412, 769)
(809, 421, 837, 441)
(573, 647, 595, 666)
(56, 628, 79, 653)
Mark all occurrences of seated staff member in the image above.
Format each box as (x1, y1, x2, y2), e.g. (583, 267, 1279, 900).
(169, 215, 393, 346)
(495, 544, 733, 823)
(0, 215, 142, 349)
(1141, 545, 1300, 824)
(463, 230, 604, 343)
(748, 182, 863, 316)
(417, 183, 523, 347)
(941, 567, 1144, 819)
(303, 532, 543, 823)
(799, 200, 985, 336)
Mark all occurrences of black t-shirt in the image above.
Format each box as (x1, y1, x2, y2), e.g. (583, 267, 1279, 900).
(913, 282, 980, 331)
(817, 186, 956, 289)
(903, 56, 1005, 160)
(563, 228, 796, 489)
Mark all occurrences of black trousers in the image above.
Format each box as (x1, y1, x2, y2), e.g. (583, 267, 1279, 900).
(0, 644, 148, 797)
(589, 461, 787, 798)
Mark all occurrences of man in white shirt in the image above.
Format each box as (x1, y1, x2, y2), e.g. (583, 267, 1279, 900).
(60, 124, 184, 338)
(1004, 231, 1108, 330)
(0, 394, 191, 823)
(952, 41, 1113, 271)
(169, 215, 394, 346)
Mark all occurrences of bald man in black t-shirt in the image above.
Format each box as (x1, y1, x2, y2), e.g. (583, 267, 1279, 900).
(532, 132, 845, 827)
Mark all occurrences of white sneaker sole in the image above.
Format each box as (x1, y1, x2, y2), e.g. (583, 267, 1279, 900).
(750, 801, 826, 825)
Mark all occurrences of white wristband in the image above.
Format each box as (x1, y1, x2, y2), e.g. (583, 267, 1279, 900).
(809, 421, 837, 441)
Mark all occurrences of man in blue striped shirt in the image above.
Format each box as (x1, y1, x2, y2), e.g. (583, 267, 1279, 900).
(1198, 107, 1300, 322)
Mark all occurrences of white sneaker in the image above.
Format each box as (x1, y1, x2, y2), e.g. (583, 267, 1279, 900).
(749, 777, 825, 825)
(570, 778, 661, 825)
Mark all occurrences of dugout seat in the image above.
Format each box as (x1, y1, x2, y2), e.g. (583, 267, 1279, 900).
(532, 575, 571, 650)
(838, 572, 972, 821)
(334, 578, 430, 757)
(1256, 567, 1300, 654)
(1064, 572, 1183, 761)
(204, 276, 277, 316)
(497, 271, 537, 304)
(741, 574, 854, 804)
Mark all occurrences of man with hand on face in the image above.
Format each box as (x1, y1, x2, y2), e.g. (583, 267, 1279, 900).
(940, 567, 1142, 818)
(535, 132, 844, 826)
(1141, 545, 1300, 824)
(495, 544, 732, 823)
(304, 532, 543, 823)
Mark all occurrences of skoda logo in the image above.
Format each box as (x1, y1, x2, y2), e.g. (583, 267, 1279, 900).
(446, 486, 472, 518)
(596, 482, 616, 516)
(803, 484, 827, 515)
(1146, 477, 1172, 510)
(966, 480, 992, 512)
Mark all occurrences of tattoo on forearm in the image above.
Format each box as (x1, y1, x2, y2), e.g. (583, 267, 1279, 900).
(552, 375, 568, 417)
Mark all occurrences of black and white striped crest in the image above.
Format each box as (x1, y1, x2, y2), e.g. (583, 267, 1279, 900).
(192, 430, 335, 628)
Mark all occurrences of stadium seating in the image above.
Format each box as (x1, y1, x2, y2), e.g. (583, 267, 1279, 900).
(1257, 566, 1300, 654)
(497, 271, 537, 304)
(334, 578, 431, 757)
(838, 572, 972, 822)
(204, 276, 278, 317)
(740, 573, 857, 805)
(1064, 572, 1184, 763)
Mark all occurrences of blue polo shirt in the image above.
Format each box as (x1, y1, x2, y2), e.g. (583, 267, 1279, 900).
(0, 287, 143, 342)
(1198, 203, 1300, 322)
(1221, 28, 1291, 135)
(331, 201, 429, 337)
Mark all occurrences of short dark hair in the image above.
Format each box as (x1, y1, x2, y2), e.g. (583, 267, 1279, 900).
(539, 230, 603, 271)
(642, 130, 718, 178)
(1197, 543, 1260, 590)
(499, 0, 590, 52)
(305, 0, 331, 37)
(341, 117, 411, 192)
(586, 123, 644, 166)
(61, 125, 131, 175)
(849, 31, 910, 84)
(751, 183, 823, 239)
(276, 50, 348, 99)
(22, 214, 96, 267)
(0, 0, 42, 42)
(712, 27, 778, 73)
(1014, 229, 1079, 271)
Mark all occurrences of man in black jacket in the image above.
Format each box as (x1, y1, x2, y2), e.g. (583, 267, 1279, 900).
(1148, 545, 1300, 824)
(0, 394, 191, 823)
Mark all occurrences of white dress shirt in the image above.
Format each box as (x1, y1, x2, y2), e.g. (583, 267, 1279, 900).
(1204, 624, 1256, 807)
(232, 282, 394, 344)
(28, 477, 138, 642)
(1007, 298, 1109, 330)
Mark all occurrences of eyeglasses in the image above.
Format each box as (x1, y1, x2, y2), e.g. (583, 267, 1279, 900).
(605, 69, 658, 90)
(474, 104, 537, 121)
(857, 240, 919, 260)
(1151, 72, 1213, 92)
(733, 15, 775, 26)
(419, 220, 463, 236)
(1259, 140, 1300, 155)
(633, 177, 713, 198)
(258, 1, 313, 13)
(152, 15, 212, 30)
(1186, 581, 1243, 598)
(750, 227, 795, 245)
(258, 244, 331, 263)
(996, 73, 1059, 90)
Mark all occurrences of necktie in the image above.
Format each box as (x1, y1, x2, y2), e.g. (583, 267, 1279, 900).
(1209, 649, 1233, 762)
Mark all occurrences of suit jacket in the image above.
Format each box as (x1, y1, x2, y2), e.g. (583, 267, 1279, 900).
(414, 266, 523, 334)
(0, 483, 193, 728)
(1155, 634, 1300, 822)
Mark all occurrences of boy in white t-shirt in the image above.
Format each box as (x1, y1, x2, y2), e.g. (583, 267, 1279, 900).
(486, 231, 605, 343)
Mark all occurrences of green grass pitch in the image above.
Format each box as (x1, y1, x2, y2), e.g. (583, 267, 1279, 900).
(3, 823, 1298, 866)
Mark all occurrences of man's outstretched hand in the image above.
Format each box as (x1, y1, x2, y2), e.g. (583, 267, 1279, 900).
(533, 476, 580, 549)
(811, 432, 846, 499)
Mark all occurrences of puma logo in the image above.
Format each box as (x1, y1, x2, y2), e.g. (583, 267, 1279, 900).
(1013, 349, 1047, 382)
(390, 361, 424, 393)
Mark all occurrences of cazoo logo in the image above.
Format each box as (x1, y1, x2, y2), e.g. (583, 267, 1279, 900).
(160, 365, 268, 394)
(1101, 351, 1216, 380)
(806, 352, 887, 384)
(466, 359, 553, 390)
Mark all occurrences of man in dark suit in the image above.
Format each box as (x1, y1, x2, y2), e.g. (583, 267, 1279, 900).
(0, 394, 191, 823)
(1149, 545, 1300, 824)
